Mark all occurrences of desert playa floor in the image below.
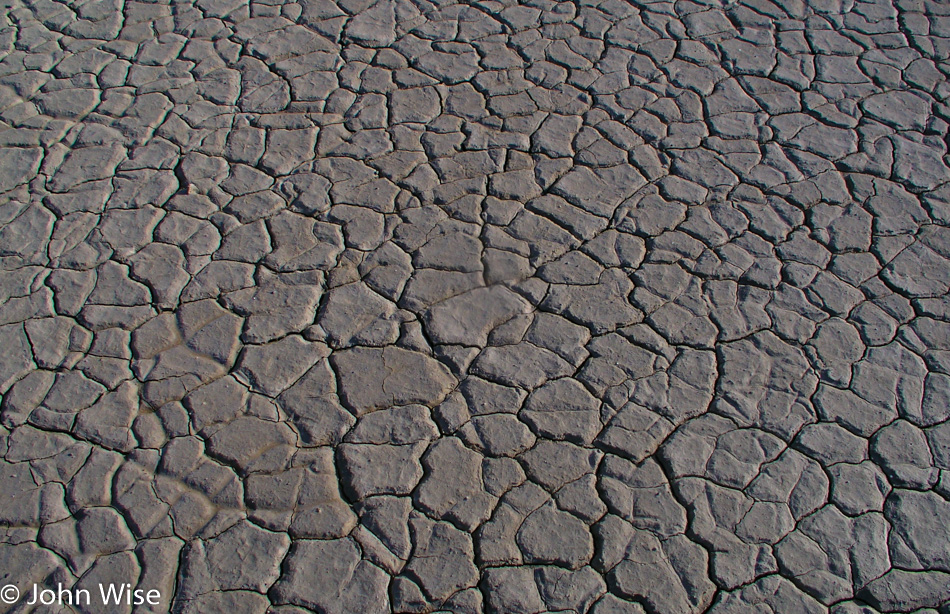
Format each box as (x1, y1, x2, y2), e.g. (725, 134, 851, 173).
(1, 0, 950, 612)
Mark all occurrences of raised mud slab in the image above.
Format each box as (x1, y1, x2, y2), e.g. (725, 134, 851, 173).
(1, 0, 950, 612)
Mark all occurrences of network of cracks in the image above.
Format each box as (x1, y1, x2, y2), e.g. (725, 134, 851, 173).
(1, 0, 950, 612)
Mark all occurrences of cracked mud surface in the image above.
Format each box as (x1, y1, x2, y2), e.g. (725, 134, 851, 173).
(2, 0, 950, 612)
